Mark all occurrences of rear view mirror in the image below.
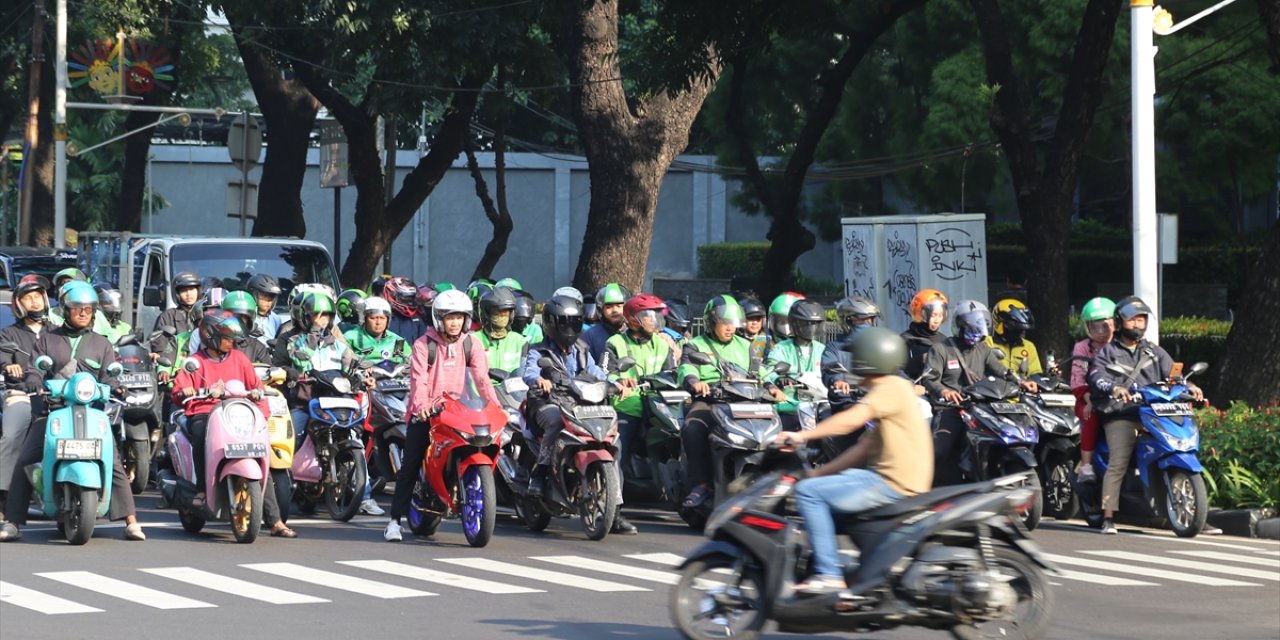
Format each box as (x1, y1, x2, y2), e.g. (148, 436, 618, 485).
(142, 286, 164, 308)
(616, 357, 637, 373)
(182, 357, 201, 374)
(34, 355, 53, 373)
(0, 341, 22, 355)
(686, 351, 713, 366)
(773, 362, 791, 375)
(1189, 361, 1209, 376)
(106, 362, 124, 377)
(536, 357, 555, 370)
(156, 357, 174, 368)
(116, 333, 138, 347)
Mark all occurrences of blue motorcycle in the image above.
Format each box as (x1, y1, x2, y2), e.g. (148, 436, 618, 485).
(1077, 362, 1210, 537)
(953, 376, 1044, 530)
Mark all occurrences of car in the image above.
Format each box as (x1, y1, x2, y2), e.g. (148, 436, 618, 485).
(0, 246, 81, 291)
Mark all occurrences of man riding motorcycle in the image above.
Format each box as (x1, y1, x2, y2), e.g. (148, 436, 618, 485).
(0, 275, 51, 516)
(246, 273, 284, 342)
(92, 284, 132, 344)
(384, 276, 426, 344)
(739, 297, 770, 362)
(765, 299, 830, 431)
(581, 282, 630, 362)
(343, 296, 411, 370)
(986, 298, 1043, 376)
(821, 296, 879, 393)
(477, 287, 529, 375)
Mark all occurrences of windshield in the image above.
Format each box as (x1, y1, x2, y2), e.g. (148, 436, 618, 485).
(459, 371, 489, 410)
(6, 254, 80, 288)
(170, 243, 337, 308)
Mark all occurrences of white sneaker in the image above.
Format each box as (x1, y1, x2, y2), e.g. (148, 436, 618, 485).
(360, 499, 385, 516)
(383, 520, 402, 542)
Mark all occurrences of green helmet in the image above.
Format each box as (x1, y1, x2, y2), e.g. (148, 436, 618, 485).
(54, 267, 88, 286)
(768, 291, 805, 338)
(220, 290, 256, 316)
(1080, 297, 1116, 323)
(433, 281, 457, 293)
(702, 295, 745, 336)
(843, 326, 907, 376)
(494, 277, 523, 291)
(336, 288, 368, 322)
(302, 291, 335, 326)
(596, 282, 630, 306)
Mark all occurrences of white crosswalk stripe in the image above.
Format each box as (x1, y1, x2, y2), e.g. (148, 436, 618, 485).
(0, 580, 103, 615)
(36, 571, 217, 610)
(1041, 553, 1261, 587)
(1055, 570, 1158, 587)
(240, 563, 435, 599)
(1170, 550, 1280, 568)
(1081, 551, 1280, 582)
(531, 555, 680, 585)
(437, 558, 650, 592)
(336, 560, 544, 594)
(624, 552, 687, 567)
(140, 567, 330, 604)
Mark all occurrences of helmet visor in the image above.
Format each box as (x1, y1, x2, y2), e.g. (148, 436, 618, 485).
(792, 318, 822, 341)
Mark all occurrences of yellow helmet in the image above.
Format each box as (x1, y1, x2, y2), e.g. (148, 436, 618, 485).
(993, 298, 1034, 336)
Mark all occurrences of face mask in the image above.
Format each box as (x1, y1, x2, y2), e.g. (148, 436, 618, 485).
(962, 329, 986, 347)
(1118, 326, 1145, 341)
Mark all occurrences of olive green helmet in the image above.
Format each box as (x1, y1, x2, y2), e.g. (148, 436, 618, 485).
(843, 326, 907, 376)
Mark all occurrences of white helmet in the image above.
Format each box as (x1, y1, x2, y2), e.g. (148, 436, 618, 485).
(552, 286, 583, 303)
(431, 289, 473, 333)
(361, 296, 392, 323)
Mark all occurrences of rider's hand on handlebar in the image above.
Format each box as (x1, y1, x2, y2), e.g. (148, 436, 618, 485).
(1188, 384, 1204, 402)
(832, 380, 851, 394)
(773, 431, 804, 449)
(210, 381, 225, 400)
(770, 388, 788, 403)
(180, 386, 196, 399)
(941, 388, 964, 404)
(692, 381, 711, 397)
(1111, 387, 1133, 403)
(536, 377, 553, 393)
(157, 370, 171, 384)
(248, 388, 264, 401)
(616, 383, 634, 399)
(4, 364, 23, 378)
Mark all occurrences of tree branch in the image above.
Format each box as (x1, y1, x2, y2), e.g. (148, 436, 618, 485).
(968, 0, 1041, 205)
(724, 57, 776, 215)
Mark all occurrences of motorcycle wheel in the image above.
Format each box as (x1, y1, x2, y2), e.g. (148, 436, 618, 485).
(407, 476, 443, 537)
(669, 554, 766, 640)
(271, 469, 292, 523)
(325, 447, 367, 522)
(63, 485, 98, 546)
(1041, 453, 1078, 521)
(522, 496, 552, 532)
(1003, 463, 1043, 531)
(127, 439, 150, 495)
(179, 506, 206, 534)
(1165, 469, 1207, 538)
(580, 462, 620, 541)
(461, 466, 497, 548)
(228, 476, 263, 544)
(949, 546, 1055, 640)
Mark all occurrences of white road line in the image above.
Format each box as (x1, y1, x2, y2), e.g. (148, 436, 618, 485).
(336, 560, 543, 594)
(139, 567, 329, 604)
(0, 581, 102, 615)
(437, 558, 649, 592)
(239, 563, 434, 599)
(1055, 570, 1158, 587)
(1081, 551, 1280, 582)
(623, 552, 687, 567)
(1257, 551, 1280, 557)
(35, 571, 216, 610)
(1171, 550, 1280, 569)
(1121, 535, 1277, 551)
(531, 556, 679, 585)
(1041, 554, 1259, 587)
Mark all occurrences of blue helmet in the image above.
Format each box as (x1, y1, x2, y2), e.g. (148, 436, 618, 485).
(59, 280, 98, 309)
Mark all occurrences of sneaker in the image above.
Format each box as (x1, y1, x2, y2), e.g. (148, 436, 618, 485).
(1201, 524, 1223, 535)
(0, 522, 21, 542)
(383, 520, 403, 542)
(1076, 463, 1097, 482)
(610, 514, 638, 535)
(1100, 518, 1117, 535)
(124, 522, 146, 541)
(360, 499, 385, 516)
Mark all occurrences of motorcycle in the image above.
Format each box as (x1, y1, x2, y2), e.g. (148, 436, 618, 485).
(489, 368, 528, 509)
(156, 359, 271, 543)
(947, 376, 1043, 530)
(620, 369, 689, 507)
(255, 363, 294, 523)
(669, 447, 1057, 640)
(405, 372, 507, 547)
(107, 333, 160, 494)
(1076, 361, 1210, 538)
(366, 363, 410, 494)
(291, 365, 371, 522)
(1025, 360, 1083, 521)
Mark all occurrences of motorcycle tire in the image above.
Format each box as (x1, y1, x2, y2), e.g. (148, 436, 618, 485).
(461, 466, 497, 548)
(272, 468, 292, 523)
(325, 447, 367, 522)
(1003, 462, 1043, 531)
(1165, 469, 1207, 538)
(63, 485, 97, 546)
(1041, 453, 1078, 521)
(522, 496, 552, 532)
(580, 462, 620, 541)
(669, 554, 766, 640)
(179, 506, 206, 534)
(128, 439, 150, 495)
(228, 476, 263, 544)
(950, 546, 1055, 640)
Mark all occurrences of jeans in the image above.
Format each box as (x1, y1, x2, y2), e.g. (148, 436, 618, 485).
(1101, 419, 1140, 512)
(527, 399, 566, 467)
(794, 469, 902, 579)
(0, 395, 33, 493)
(616, 413, 643, 475)
(679, 401, 714, 489)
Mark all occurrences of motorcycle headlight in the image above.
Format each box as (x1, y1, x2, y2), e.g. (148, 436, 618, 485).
(1166, 431, 1198, 452)
(332, 376, 353, 395)
(74, 376, 97, 403)
(223, 402, 259, 439)
(724, 430, 753, 447)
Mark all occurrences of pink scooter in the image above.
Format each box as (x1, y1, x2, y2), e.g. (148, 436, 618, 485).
(157, 360, 271, 543)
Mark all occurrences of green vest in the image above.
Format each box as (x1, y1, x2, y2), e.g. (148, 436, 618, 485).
(764, 338, 826, 413)
(522, 323, 544, 344)
(678, 334, 754, 385)
(93, 312, 133, 345)
(479, 331, 529, 375)
(606, 332, 671, 417)
(343, 327, 410, 367)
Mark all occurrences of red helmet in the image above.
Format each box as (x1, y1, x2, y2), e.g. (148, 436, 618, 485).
(382, 276, 418, 318)
(11, 274, 52, 321)
(416, 285, 437, 316)
(623, 293, 667, 332)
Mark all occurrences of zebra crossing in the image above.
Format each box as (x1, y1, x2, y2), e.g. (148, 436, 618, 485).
(1, 545, 1277, 616)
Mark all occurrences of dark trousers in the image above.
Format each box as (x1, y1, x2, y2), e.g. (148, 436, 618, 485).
(931, 409, 967, 486)
(5, 416, 136, 525)
(390, 421, 430, 520)
(680, 401, 714, 489)
(526, 397, 567, 467)
(185, 413, 210, 490)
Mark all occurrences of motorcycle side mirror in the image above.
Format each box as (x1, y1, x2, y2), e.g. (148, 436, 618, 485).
(1020, 358, 1030, 376)
(106, 362, 124, 377)
(34, 355, 53, 373)
(116, 333, 138, 347)
(182, 357, 201, 374)
(0, 341, 22, 354)
(686, 351, 713, 366)
(1188, 361, 1208, 377)
(1105, 363, 1131, 378)
(773, 362, 791, 375)
(536, 357, 555, 370)
(158, 325, 177, 337)
(992, 347, 1008, 360)
(616, 357, 637, 373)
(490, 368, 510, 381)
(269, 368, 287, 385)
(156, 357, 174, 368)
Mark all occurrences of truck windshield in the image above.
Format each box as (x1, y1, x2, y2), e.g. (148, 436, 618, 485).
(170, 243, 337, 303)
(7, 255, 80, 288)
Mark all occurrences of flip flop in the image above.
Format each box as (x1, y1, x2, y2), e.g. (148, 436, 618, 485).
(271, 525, 297, 538)
(681, 486, 712, 509)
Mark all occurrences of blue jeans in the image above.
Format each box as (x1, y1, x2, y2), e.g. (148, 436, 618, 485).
(794, 469, 902, 579)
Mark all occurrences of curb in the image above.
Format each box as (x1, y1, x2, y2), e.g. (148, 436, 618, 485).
(1257, 518, 1280, 540)
(1207, 508, 1279, 539)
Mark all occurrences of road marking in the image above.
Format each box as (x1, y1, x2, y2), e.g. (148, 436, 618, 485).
(0, 581, 102, 615)
(1170, 550, 1280, 568)
(1257, 551, 1280, 557)
(624, 552, 687, 567)
(35, 571, 216, 609)
(531, 556, 679, 585)
(336, 560, 543, 594)
(437, 558, 649, 592)
(1055, 570, 1158, 587)
(1121, 535, 1276, 551)
(139, 567, 329, 604)
(1081, 551, 1280, 582)
(240, 563, 434, 599)
(1042, 554, 1259, 587)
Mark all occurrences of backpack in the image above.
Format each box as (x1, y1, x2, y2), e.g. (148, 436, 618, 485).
(427, 334, 475, 368)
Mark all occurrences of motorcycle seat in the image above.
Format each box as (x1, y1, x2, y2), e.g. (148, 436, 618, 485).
(853, 484, 980, 519)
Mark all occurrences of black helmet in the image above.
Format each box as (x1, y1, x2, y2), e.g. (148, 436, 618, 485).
(843, 326, 908, 376)
(542, 294, 585, 348)
(512, 290, 536, 332)
(198, 311, 245, 351)
(788, 299, 826, 341)
(1115, 296, 1153, 322)
(171, 271, 202, 302)
(479, 287, 518, 334)
(247, 273, 282, 298)
(94, 283, 124, 324)
(582, 295, 600, 324)
(739, 297, 766, 320)
(11, 274, 51, 322)
(664, 299, 691, 332)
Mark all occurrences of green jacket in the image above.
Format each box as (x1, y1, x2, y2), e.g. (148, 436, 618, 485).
(678, 334, 756, 391)
(764, 338, 826, 413)
(479, 331, 529, 376)
(93, 314, 133, 345)
(343, 327, 411, 368)
(522, 323, 544, 344)
(606, 331, 674, 417)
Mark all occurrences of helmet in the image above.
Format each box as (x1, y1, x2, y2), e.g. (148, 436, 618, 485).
(479, 287, 518, 336)
(788, 299, 827, 341)
(623, 294, 667, 333)
(383, 277, 419, 318)
(543, 294, 585, 348)
(595, 282, 630, 307)
(494, 277, 523, 291)
(952, 300, 993, 346)
(433, 281, 457, 293)
(58, 280, 98, 311)
(198, 311, 245, 350)
(1080, 297, 1116, 323)
(170, 271, 202, 302)
(768, 292, 805, 338)
(415, 285, 436, 316)
(703, 295, 745, 336)
(512, 290, 536, 332)
(362, 295, 392, 321)
(844, 327, 908, 376)
(221, 290, 256, 317)
(467, 281, 495, 309)
(288, 284, 333, 327)
(201, 287, 227, 312)
(739, 297, 766, 320)
(582, 296, 600, 324)
(11, 274, 51, 322)
(1115, 296, 1153, 322)
(664, 299, 691, 332)
(246, 273, 281, 298)
(300, 290, 336, 328)
(993, 298, 1035, 337)
(430, 289, 473, 334)
(835, 296, 880, 331)
(552, 286, 584, 303)
(53, 268, 87, 287)
(910, 289, 948, 324)
(93, 283, 124, 324)
(336, 288, 367, 324)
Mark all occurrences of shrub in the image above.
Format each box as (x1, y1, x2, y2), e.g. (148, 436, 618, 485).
(697, 242, 769, 279)
(1197, 402, 1280, 509)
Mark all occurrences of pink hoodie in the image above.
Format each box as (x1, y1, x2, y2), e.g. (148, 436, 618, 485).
(406, 328, 499, 420)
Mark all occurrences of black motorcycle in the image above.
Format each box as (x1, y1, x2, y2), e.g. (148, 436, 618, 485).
(620, 369, 688, 507)
(1025, 366, 1083, 521)
(946, 376, 1044, 530)
(110, 333, 162, 494)
(669, 448, 1057, 640)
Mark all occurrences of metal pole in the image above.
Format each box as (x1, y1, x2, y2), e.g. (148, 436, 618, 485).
(1131, 0, 1160, 343)
(18, 0, 46, 245)
(53, 0, 66, 248)
(334, 187, 342, 271)
(239, 112, 249, 237)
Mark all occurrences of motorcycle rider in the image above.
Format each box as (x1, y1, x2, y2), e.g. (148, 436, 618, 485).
(511, 289, 544, 344)
(581, 282, 630, 361)
(1, 281, 145, 542)
(276, 291, 359, 437)
(384, 276, 426, 345)
(1087, 296, 1203, 535)
(384, 289, 499, 541)
(776, 327, 933, 594)
(920, 300, 1037, 486)
(92, 284, 132, 344)
(477, 287, 528, 375)
(246, 274, 284, 342)
(986, 298, 1043, 376)
(220, 291, 272, 364)
(151, 271, 203, 384)
(336, 288, 368, 333)
(494, 277, 523, 291)
(46, 268, 89, 327)
(661, 298, 693, 350)
(1071, 297, 1115, 482)
(739, 297, 770, 362)
(678, 295, 786, 510)
(901, 289, 948, 381)
(0, 275, 51, 516)
(765, 299, 830, 431)
(821, 296, 879, 393)
(764, 292, 805, 356)
(344, 296, 411, 370)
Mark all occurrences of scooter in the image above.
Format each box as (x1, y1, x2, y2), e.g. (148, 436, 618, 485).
(1025, 360, 1083, 521)
(669, 447, 1057, 640)
(366, 363, 410, 493)
(109, 333, 160, 494)
(255, 363, 294, 523)
(951, 375, 1044, 530)
(620, 369, 689, 507)
(1077, 361, 1210, 537)
(157, 359, 271, 543)
(405, 371, 508, 547)
(291, 366, 370, 522)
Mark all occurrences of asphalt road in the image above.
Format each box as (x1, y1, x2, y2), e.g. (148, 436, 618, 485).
(2, 494, 1278, 640)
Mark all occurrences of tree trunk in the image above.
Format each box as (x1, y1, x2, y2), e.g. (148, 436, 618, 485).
(27, 49, 55, 247)
(560, 0, 719, 294)
(116, 106, 159, 232)
(1258, 0, 1280, 74)
(465, 119, 514, 282)
(969, 0, 1120, 357)
(225, 10, 318, 239)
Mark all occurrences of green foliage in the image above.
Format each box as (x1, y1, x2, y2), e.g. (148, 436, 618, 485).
(1160, 316, 1232, 337)
(697, 242, 769, 279)
(1197, 403, 1280, 509)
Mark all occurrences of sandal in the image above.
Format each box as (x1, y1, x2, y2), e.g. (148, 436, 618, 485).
(191, 492, 206, 509)
(681, 486, 712, 509)
(794, 576, 848, 595)
(271, 525, 297, 538)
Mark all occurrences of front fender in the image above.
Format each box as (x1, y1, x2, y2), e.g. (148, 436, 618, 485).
(1008, 447, 1039, 468)
(1157, 452, 1203, 473)
(55, 460, 104, 489)
(986, 517, 1060, 573)
(573, 449, 615, 477)
(457, 451, 496, 475)
(677, 540, 748, 570)
(219, 458, 266, 482)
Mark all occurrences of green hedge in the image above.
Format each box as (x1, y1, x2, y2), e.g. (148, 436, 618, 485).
(1196, 403, 1280, 509)
(698, 242, 770, 279)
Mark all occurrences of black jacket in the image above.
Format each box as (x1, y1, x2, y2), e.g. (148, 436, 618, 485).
(25, 324, 119, 394)
(1087, 338, 1174, 419)
(1, 321, 44, 389)
(920, 338, 1009, 398)
(902, 322, 947, 381)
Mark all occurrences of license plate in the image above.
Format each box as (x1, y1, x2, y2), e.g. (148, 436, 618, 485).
(377, 379, 408, 393)
(731, 403, 775, 419)
(224, 442, 269, 459)
(1151, 402, 1193, 417)
(117, 372, 151, 386)
(574, 405, 615, 419)
(267, 395, 290, 417)
(56, 439, 101, 460)
(991, 402, 1028, 415)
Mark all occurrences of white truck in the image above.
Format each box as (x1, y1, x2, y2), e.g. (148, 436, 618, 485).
(77, 232, 340, 333)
